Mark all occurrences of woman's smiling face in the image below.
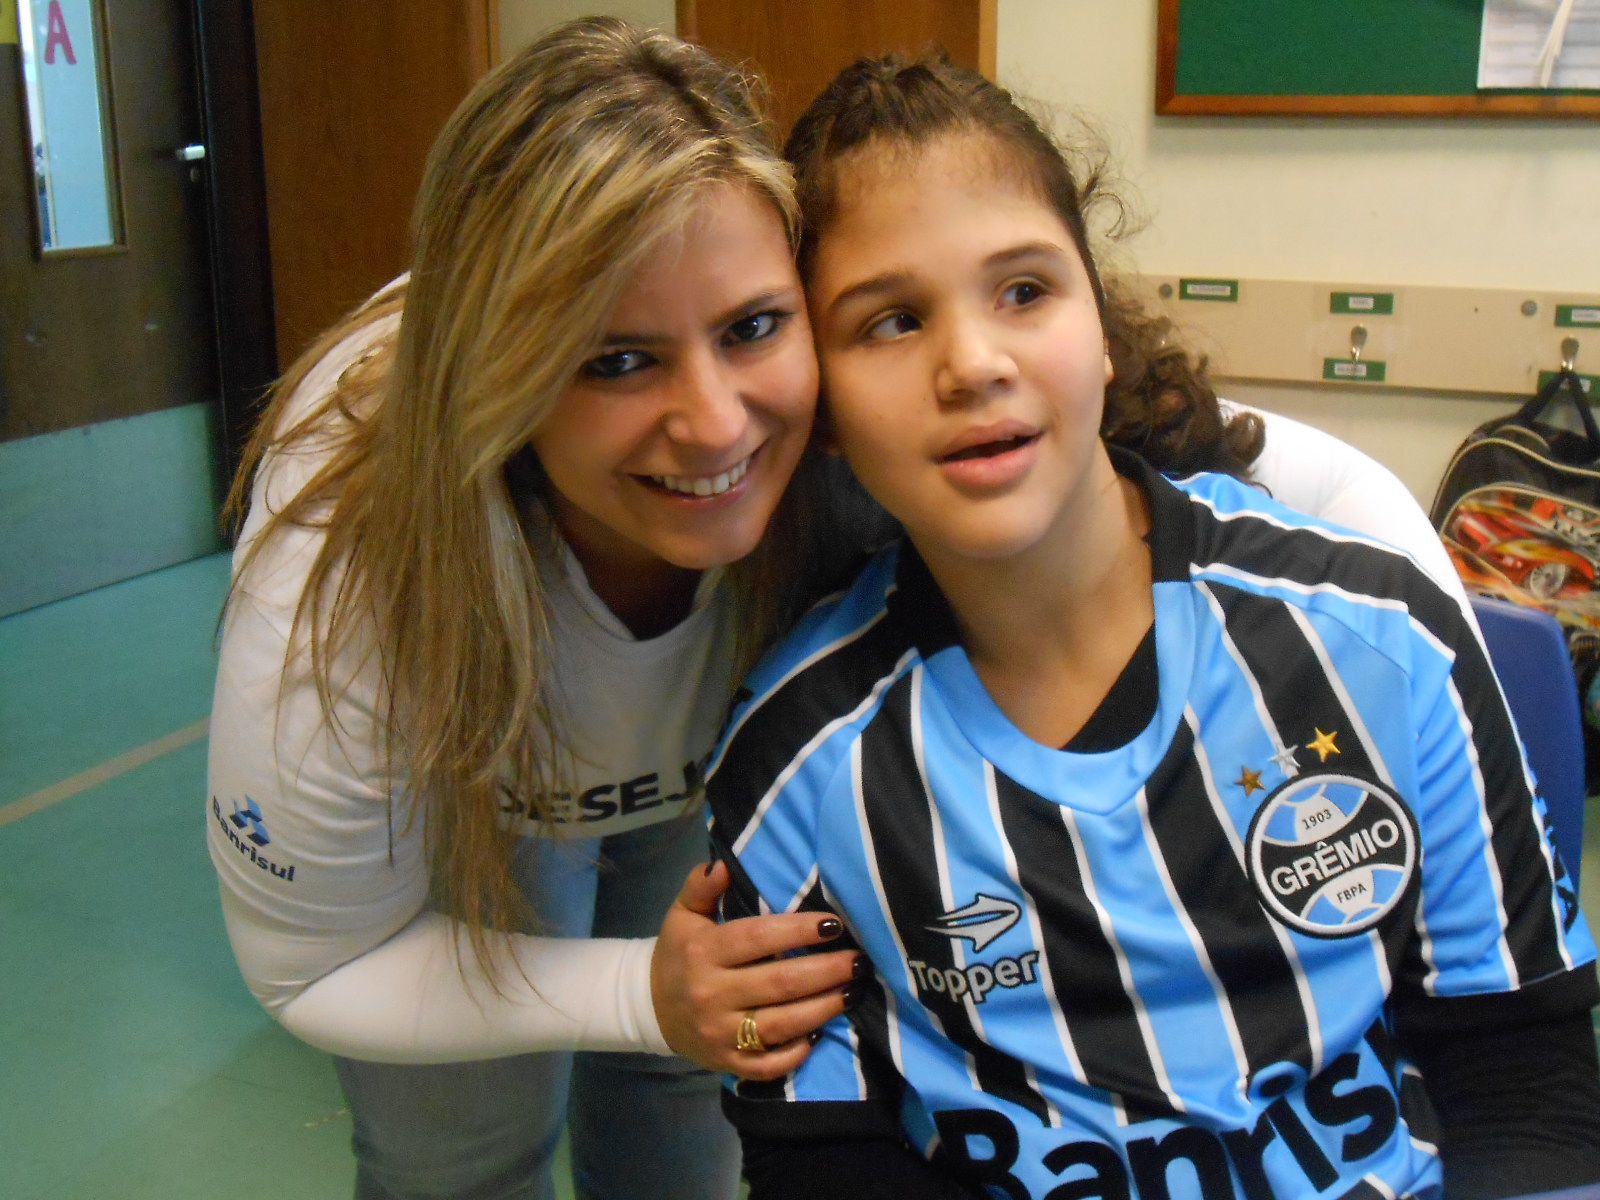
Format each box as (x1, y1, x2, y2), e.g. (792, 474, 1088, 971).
(533, 182, 818, 580)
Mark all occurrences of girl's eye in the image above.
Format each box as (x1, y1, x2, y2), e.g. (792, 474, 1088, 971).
(582, 350, 654, 380)
(725, 310, 787, 346)
(864, 311, 920, 341)
(1002, 281, 1046, 308)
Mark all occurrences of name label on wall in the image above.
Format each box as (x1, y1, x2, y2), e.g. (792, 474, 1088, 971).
(1538, 370, 1597, 393)
(1323, 358, 1388, 383)
(1331, 292, 1395, 315)
(1180, 278, 1239, 302)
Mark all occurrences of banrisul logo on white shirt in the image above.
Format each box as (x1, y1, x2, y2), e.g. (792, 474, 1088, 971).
(213, 795, 297, 882)
(1246, 774, 1417, 936)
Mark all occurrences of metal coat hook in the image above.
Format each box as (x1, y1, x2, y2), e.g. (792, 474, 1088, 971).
(1562, 336, 1580, 371)
(1349, 325, 1368, 363)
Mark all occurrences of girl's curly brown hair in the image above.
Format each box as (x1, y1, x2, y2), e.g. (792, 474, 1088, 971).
(784, 52, 1262, 478)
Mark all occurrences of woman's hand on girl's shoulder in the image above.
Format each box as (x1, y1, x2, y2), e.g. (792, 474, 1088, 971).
(651, 862, 860, 1079)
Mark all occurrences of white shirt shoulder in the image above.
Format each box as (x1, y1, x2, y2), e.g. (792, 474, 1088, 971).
(1231, 402, 1466, 602)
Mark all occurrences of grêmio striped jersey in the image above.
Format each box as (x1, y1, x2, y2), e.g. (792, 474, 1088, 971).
(707, 452, 1596, 1200)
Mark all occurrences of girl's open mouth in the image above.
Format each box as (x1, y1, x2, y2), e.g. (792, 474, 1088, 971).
(942, 434, 1039, 463)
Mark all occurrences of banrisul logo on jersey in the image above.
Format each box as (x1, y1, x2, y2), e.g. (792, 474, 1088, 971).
(1245, 774, 1417, 936)
(212, 796, 298, 883)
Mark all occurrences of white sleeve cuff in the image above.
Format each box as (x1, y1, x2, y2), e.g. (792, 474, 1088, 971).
(275, 914, 673, 1063)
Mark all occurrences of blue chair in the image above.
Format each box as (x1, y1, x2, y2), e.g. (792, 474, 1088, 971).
(1469, 594, 1586, 889)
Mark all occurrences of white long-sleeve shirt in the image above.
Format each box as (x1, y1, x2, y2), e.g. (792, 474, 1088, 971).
(208, 318, 735, 1062)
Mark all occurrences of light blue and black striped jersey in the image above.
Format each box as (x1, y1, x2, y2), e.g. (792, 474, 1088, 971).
(707, 452, 1596, 1200)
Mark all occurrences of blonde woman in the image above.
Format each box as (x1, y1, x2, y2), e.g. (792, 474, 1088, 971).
(207, 20, 864, 1199)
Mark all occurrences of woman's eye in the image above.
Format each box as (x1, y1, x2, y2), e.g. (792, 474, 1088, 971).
(582, 350, 653, 380)
(1002, 281, 1046, 308)
(864, 311, 920, 341)
(725, 310, 786, 345)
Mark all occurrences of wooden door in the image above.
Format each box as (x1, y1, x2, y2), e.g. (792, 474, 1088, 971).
(0, 0, 227, 614)
(252, 2, 498, 365)
(0, 0, 216, 440)
(677, 0, 996, 136)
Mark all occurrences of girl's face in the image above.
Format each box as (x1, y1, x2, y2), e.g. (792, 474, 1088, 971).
(806, 134, 1115, 570)
(532, 183, 817, 579)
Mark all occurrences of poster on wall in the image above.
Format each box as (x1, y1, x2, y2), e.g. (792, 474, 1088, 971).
(1480, 0, 1600, 89)
(17, 0, 123, 253)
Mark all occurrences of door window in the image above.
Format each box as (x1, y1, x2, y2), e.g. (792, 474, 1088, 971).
(17, 0, 123, 253)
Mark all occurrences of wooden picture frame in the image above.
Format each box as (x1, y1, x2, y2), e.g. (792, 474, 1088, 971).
(1156, 0, 1600, 119)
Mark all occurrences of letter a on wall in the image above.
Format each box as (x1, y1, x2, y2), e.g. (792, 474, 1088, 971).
(45, 0, 74, 62)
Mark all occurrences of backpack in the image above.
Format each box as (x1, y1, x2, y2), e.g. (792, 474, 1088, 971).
(1429, 368, 1600, 777)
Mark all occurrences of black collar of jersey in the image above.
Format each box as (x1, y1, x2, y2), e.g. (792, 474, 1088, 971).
(885, 444, 1199, 661)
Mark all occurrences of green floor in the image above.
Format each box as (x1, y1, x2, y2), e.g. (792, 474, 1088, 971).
(3, 554, 1598, 1199)
(0, 553, 356, 1199)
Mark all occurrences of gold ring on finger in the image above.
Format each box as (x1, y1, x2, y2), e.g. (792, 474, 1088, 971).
(735, 1011, 766, 1053)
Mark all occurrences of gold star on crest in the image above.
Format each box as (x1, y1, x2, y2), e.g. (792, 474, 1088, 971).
(1307, 729, 1340, 762)
(1234, 766, 1264, 796)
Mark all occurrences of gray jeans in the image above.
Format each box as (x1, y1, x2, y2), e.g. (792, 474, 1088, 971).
(335, 816, 741, 1200)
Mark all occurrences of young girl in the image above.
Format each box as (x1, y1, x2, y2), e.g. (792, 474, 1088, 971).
(708, 55, 1600, 1200)
(207, 20, 867, 1199)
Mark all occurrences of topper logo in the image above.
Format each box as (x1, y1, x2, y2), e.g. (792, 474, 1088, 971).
(910, 895, 1035, 1006)
(925, 893, 1022, 952)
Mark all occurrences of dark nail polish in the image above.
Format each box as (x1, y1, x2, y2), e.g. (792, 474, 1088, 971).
(843, 983, 866, 1009)
(808, 1030, 823, 1044)
(851, 956, 871, 979)
(818, 917, 843, 940)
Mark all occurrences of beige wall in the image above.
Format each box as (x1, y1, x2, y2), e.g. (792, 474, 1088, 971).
(501, 0, 1597, 505)
(998, 0, 1600, 505)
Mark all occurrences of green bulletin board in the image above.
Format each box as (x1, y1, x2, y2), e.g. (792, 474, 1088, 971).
(1157, 0, 1600, 117)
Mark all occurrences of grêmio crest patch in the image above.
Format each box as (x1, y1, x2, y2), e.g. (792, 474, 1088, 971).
(1245, 773, 1418, 937)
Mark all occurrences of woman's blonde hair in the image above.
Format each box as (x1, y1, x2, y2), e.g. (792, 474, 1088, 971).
(226, 18, 817, 974)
